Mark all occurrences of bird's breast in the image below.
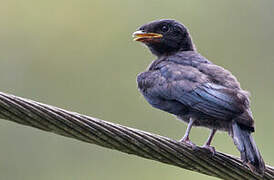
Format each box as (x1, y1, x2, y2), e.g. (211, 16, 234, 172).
(137, 71, 156, 93)
(137, 71, 189, 116)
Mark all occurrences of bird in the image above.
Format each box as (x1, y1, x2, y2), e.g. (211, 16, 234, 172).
(133, 19, 265, 174)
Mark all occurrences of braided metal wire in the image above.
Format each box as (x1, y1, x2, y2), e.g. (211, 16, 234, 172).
(0, 92, 273, 180)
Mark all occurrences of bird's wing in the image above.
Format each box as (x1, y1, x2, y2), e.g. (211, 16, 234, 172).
(154, 63, 245, 120)
(173, 83, 243, 120)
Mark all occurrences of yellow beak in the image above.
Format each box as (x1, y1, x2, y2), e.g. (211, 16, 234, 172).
(132, 30, 163, 42)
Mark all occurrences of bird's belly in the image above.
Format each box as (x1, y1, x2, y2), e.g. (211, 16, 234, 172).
(178, 112, 231, 132)
(140, 91, 188, 116)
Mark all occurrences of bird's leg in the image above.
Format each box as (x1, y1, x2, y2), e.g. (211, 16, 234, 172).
(202, 129, 217, 154)
(180, 118, 196, 147)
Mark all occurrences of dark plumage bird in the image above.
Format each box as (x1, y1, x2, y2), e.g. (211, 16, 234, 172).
(133, 19, 265, 174)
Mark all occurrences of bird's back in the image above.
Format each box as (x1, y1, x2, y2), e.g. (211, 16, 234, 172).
(138, 51, 254, 131)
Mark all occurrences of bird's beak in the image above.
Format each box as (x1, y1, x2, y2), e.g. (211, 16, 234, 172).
(132, 30, 163, 42)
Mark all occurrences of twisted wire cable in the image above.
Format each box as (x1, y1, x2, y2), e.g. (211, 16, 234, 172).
(0, 92, 273, 180)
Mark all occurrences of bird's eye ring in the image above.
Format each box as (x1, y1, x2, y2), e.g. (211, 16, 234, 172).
(161, 25, 169, 32)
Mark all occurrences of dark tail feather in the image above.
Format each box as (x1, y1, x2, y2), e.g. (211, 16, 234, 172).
(232, 121, 265, 174)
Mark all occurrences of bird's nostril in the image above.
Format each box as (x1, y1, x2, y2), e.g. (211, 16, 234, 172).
(138, 26, 146, 31)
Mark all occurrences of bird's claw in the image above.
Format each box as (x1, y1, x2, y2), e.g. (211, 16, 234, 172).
(179, 138, 196, 149)
(202, 144, 216, 155)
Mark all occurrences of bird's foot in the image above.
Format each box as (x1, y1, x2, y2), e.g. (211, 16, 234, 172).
(202, 144, 216, 155)
(179, 137, 196, 148)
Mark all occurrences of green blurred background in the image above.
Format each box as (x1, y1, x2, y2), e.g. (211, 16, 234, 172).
(0, 0, 273, 179)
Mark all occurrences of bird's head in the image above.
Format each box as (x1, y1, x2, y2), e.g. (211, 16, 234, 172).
(133, 19, 195, 57)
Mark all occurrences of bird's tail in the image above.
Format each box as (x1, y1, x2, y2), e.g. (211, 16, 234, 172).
(232, 121, 265, 174)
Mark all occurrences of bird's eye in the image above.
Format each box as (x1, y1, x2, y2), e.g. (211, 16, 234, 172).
(161, 25, 169, 32)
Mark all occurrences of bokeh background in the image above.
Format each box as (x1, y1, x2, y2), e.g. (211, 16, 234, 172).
(0, 0, 273, 179)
